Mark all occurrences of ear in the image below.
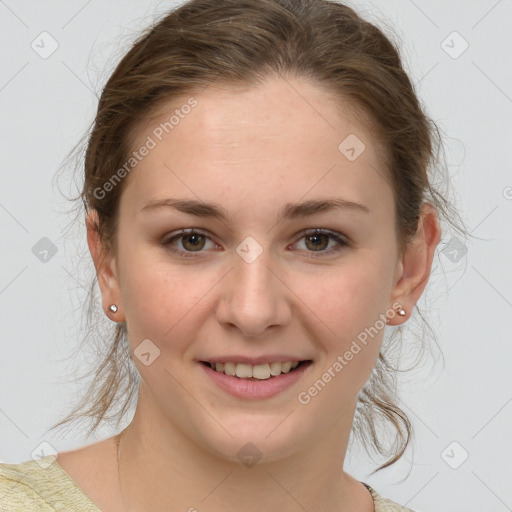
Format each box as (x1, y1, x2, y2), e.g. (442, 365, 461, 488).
(86, 209, 125, 322)
(387, 203, 441, 325)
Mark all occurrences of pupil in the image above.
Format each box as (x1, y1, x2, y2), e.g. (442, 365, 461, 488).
(308, 234, 327, 250)
(184, 234, 204, 251)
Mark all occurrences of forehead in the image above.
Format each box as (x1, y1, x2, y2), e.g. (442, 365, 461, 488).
(120, 75, 392, 221)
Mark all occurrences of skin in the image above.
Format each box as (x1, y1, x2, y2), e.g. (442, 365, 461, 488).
(58, 74, 440, 512)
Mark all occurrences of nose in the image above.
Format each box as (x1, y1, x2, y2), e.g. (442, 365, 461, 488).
(215, 247, 292, 338)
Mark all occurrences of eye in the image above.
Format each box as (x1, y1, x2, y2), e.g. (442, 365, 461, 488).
(292, 228, 349, 257)
(162, 227, 349, 259)
(162, 229, 218, 257)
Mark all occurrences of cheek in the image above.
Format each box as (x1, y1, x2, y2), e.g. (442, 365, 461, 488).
(296, 250, 396, 397)
(298, 250, 395, 339)
(296, 271, 391, 411)
(117, 240, 206, 343)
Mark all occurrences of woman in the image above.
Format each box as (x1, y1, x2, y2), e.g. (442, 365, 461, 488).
(0, 0, 464, 510)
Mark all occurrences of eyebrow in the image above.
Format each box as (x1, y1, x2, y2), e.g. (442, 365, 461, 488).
(140, 196, 370, 222)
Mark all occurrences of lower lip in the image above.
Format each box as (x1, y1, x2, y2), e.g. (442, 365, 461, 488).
(199, 361, 312, 400)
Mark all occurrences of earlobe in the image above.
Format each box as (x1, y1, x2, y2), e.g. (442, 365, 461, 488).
(86, 209, 125, 322)
(388, 204, 441, 325)
(385, 302, 407, 325)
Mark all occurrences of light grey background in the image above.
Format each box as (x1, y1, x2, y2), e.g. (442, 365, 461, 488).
(1, 1, 511, 511)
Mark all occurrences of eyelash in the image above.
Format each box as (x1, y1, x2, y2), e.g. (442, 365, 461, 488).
(162, 228, 349, 259)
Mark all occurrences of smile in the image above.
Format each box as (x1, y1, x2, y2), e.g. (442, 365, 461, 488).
(199, 360, 313, 399)
(202, 360, 304, 380)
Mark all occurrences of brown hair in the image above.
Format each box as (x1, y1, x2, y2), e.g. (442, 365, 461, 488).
(51, 0, 467, 473)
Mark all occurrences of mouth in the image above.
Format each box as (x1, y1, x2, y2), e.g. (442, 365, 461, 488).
(199, 359, 313, 399)
(199, 360, 312, 381)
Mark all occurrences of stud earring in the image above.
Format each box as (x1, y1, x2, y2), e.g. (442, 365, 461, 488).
(109, 304, 118, 313)
(397, 306, 406, 316)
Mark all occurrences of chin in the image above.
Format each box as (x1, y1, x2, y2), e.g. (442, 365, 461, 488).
(196, 416, 307, 466)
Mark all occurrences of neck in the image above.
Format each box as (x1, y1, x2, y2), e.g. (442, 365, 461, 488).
(115, 384, 373, 512)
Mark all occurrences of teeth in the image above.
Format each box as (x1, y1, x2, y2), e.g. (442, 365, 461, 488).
(270, 362, 282, 376)
(223, 362, 236, 376)
(252, 363, 271, 379)
(209, 361, 301, 380)
(235, 363, 253, 378)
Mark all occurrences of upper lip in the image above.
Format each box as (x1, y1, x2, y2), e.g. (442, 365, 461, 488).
(199, 355, 312, 365)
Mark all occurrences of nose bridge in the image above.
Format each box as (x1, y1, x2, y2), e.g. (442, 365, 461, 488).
(236, 252, 275, 303)
(216, 241, 289, 336)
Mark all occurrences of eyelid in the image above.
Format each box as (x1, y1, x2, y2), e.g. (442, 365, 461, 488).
(298, 227, 349, 242)
(162, 227, 213, 242)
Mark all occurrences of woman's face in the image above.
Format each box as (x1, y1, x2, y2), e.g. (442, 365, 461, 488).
(99, 75, 408, 462)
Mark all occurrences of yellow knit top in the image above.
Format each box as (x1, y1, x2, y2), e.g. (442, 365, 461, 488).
(0, 455, 416, 511)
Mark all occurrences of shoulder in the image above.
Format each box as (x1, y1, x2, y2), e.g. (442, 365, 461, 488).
(0, 456, 56, 511)
(0, 455, 100, 511)
(363, 482, 419, 512)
